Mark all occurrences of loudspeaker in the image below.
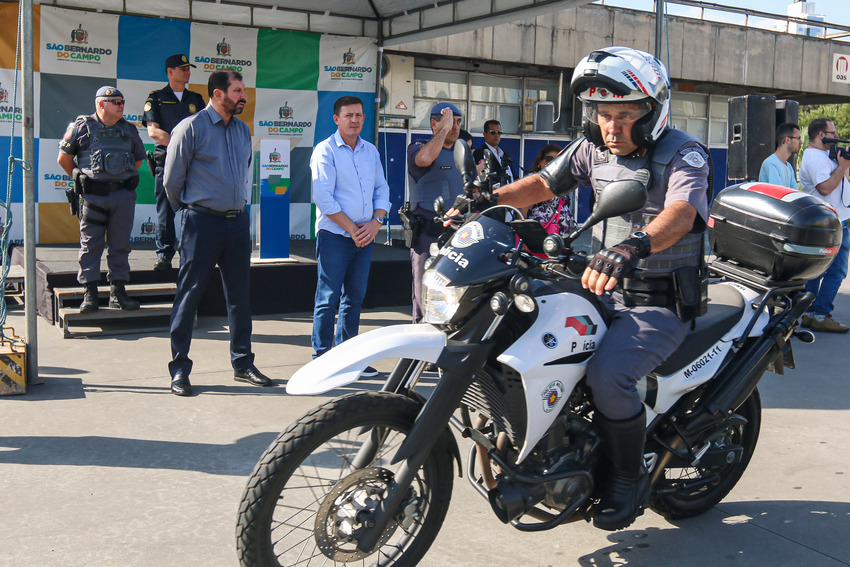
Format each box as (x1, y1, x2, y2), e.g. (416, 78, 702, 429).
(727, 95, 775, 181)
(776, 99, 801, 169)
(533, 101, 555, 133)
(775, 99, 800, 127)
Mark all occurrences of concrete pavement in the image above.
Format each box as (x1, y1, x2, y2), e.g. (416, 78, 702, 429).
(1, 281, 849, 566)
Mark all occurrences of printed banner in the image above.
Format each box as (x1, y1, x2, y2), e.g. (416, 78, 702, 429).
(253, 88, 317, 149)
(0, 69, 41, 137)
(317, 36, 378, 92)
(190, 24, 258, 88)
(0, 4, 379, 244)
(39, 6, 118, 79)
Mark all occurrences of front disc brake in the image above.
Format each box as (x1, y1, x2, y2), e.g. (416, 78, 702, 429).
(314, 467, 401, 562)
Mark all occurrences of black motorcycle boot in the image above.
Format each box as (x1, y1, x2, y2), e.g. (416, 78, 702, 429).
(592, 408, 650, 531)
(79, 282, 99, 313)
(109, 281, 140, 310)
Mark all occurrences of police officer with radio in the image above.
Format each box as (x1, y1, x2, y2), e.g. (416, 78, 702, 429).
(142, 54, 206, 271)
(58, 86, 147, 313)
(454, 47, 711, 531)
(405, 102, 464, 323)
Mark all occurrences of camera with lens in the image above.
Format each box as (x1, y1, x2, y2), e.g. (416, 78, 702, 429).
(824, 137, 850, 161)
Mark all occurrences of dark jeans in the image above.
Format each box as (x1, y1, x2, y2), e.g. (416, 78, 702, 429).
(806, 224, 850, 316)
(311, 230, 372, 357)
(168, 208, 254, 377)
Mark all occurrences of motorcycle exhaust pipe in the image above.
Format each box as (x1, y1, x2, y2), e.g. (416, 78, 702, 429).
(687, 290, 813, 432)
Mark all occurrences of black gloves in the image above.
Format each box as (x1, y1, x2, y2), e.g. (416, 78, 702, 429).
(452, 191, 498, 213)
(588, 237, 651, 280)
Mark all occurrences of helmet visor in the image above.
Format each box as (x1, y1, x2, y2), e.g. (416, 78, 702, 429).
(583, 100, 653, 126)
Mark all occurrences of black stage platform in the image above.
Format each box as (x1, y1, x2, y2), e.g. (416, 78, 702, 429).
(11, 239, 413, 325)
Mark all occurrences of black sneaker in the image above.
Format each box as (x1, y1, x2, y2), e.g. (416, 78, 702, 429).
(360, 366, 380, 377)
(153, 257, 171, 271)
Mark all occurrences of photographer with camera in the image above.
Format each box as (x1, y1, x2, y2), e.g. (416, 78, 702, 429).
(799, 118, 850, 333)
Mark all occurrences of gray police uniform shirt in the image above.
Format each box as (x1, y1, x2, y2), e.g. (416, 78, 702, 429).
(59, 114, 146, 181)
(163, 104, 252, 212)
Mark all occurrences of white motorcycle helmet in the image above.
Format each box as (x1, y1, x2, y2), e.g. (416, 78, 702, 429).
(571, 47, 671, 150)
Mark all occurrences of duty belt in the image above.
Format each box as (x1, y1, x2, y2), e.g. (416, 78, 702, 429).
(186, 203, 245, 219)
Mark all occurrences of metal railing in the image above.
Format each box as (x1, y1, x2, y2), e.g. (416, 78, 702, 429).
(598, 0, 850, 40)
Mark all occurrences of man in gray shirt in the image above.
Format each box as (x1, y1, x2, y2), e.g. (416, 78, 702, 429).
(163, 70, 272, 396)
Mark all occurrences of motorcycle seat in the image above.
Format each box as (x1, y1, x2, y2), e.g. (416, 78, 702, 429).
(653, 284, 745, 375)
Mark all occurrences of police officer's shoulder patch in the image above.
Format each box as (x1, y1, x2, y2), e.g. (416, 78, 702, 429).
(62, 123, 75, 140)
(680, 147, 707, 168)
(144, 101, 152, 112)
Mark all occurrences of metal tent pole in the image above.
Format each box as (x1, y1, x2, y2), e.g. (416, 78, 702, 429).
(21, 0, 39, 384)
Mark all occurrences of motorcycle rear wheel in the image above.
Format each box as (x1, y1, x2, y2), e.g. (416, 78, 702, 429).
(235, 391, 454, 567)
(650, 389, 761, 520)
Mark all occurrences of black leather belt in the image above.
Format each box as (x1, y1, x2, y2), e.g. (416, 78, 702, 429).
(186, 204, 245, 219)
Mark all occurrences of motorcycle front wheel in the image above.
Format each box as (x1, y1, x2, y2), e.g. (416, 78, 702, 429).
(236, 391, 454, 567)
(650, 389, 761, 520)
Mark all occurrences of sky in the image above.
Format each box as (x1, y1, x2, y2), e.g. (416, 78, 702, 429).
(595, 0, 849, 30)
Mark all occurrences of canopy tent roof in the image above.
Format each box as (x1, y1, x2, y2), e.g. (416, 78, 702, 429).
(38, 0, 594, 44)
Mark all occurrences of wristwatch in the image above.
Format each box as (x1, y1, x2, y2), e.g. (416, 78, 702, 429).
(630, 230, 651, 258)
(372, 215, 385, 223)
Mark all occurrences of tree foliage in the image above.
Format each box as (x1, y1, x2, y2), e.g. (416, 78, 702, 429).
(798, 103, 850, 145)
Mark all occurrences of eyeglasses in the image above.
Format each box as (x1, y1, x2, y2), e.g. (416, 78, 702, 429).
(824, 131, 837, 136)
(542, 155, 557, 163)
(105, 100, 125, 106)
(486, 130, 502, 135)
(789, 136, 801, 140)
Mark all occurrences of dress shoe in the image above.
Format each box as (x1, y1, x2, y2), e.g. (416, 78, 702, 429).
(153, 257, 171, 271)
(171, 373, 192, 396)
(234, 367, 273, 387)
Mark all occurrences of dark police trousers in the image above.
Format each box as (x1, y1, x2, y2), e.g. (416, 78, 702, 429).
(78, 188, 136, 284)
(168, 207, 254, 377)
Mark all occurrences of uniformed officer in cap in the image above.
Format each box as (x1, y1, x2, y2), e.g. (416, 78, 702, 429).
(142, 54, 206, 271)
(58, 86, 147, 313)
(405, 101, 463, 323)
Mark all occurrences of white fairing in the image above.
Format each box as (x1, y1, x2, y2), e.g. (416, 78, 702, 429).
(286, 324, 446, 395)
(642, 282, 771, 421)
(497, 292, 608, 463)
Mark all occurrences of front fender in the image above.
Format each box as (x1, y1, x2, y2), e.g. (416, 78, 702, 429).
(286, 324, 447, 395)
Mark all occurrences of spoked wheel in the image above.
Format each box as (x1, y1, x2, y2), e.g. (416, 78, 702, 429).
(650, 390, 761, 520)
(236, 391, 454, 566)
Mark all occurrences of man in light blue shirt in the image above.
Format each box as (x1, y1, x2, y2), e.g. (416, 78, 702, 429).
(758, 122, 802, 189)
(309, 95, 391, 370)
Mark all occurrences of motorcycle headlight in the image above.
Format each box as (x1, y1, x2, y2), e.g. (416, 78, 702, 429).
(422, 269, 468, 325)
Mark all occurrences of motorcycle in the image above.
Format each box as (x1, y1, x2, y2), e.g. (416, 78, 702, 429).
(235, 141, 840, 567)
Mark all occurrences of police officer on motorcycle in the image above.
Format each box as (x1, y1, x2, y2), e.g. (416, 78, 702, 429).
(467, 47, 711, 530)
(58, 86, 147, 313)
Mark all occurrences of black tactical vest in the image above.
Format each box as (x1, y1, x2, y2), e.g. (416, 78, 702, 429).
(75, 115, 139, 182)
(408, 143, 463, 214)
(590, 129, 706, 278)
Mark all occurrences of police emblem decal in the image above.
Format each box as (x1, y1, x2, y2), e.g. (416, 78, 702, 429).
(451, 221, 484, 248)
(541, 381, 565, 413)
